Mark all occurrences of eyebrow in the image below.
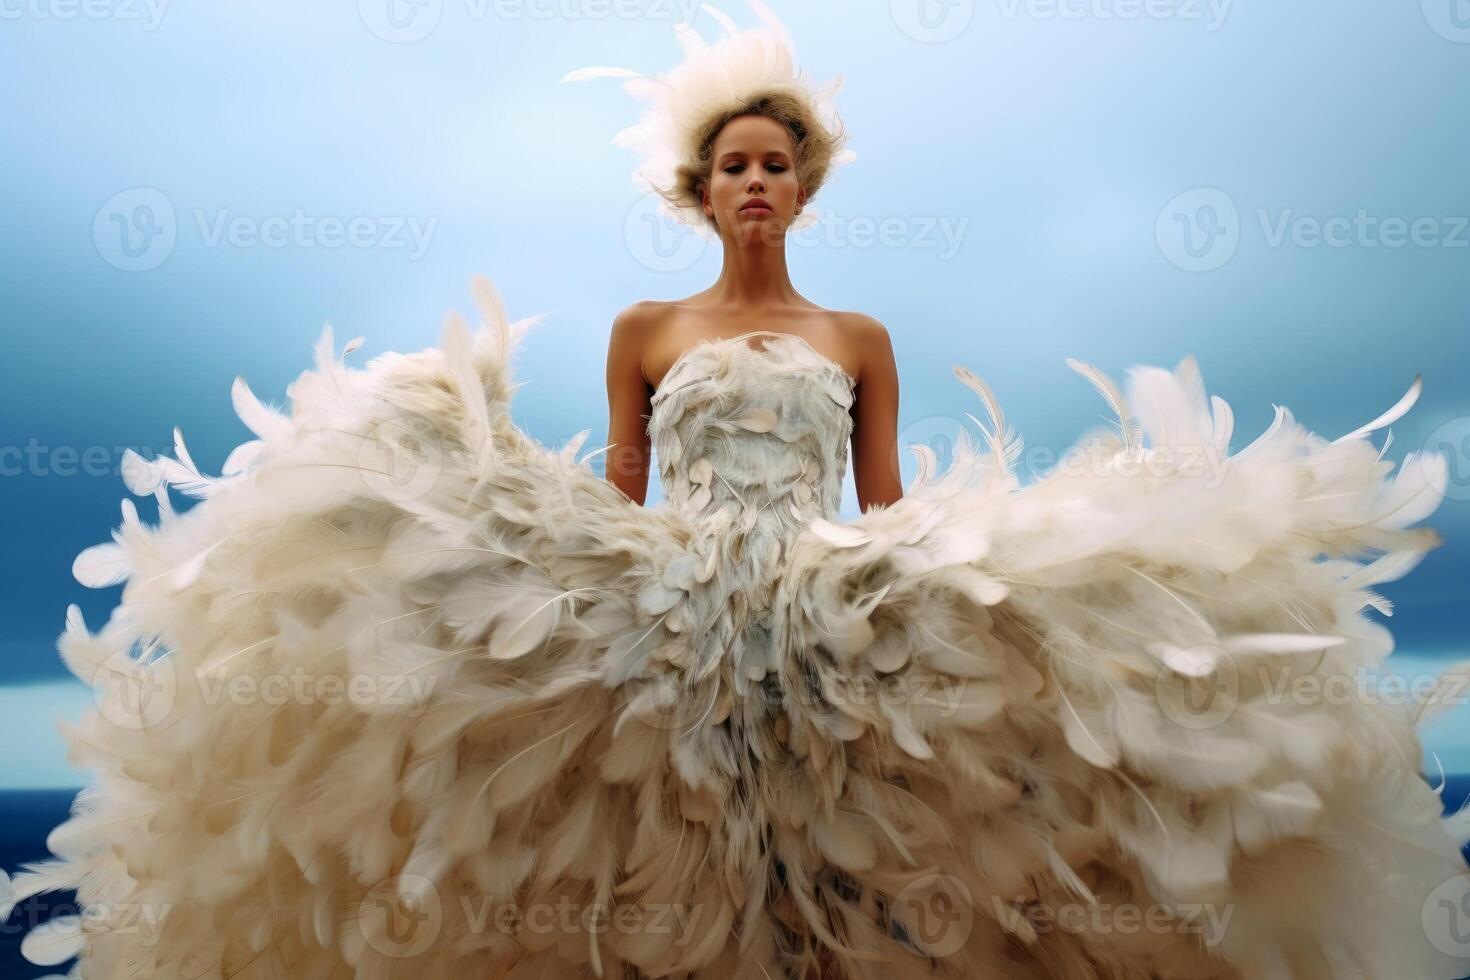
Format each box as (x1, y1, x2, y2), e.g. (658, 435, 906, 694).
(717, 150, 792, 164)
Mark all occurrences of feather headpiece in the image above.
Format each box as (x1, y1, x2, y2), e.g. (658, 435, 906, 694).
(559, 0, 855, 235)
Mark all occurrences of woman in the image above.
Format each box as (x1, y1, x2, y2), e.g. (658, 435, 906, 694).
(6, 3, 1468, 978)
(602, 107, 904, 514)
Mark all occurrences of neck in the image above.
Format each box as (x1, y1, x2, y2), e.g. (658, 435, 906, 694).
(702, 235, 803, 308)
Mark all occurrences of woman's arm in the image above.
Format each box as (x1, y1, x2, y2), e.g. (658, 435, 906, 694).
(848, 314, 904, 511)
(604, 304, 656, 504)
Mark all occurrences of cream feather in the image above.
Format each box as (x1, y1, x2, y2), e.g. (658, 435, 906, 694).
(10, 275, 1465, 980)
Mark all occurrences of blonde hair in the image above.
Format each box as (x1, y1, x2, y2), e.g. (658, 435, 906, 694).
(668, 90, 848, 233)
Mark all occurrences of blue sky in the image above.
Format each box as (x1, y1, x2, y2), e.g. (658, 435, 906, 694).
(1, 0, 1467, 787)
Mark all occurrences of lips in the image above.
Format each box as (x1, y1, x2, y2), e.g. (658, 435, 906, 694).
(739, 198, 773, 215)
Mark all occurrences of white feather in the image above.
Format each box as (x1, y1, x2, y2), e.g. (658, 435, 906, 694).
(72, 542, 129, 589)
(1334, 374, 1422, 443)
(20, 914, 82, 967)
(231, 376, 292, 441)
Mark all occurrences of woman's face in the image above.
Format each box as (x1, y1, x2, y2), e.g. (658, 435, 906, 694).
(701, 114, 804, 243)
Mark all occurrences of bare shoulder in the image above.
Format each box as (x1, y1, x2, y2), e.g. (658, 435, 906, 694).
(610, 299, 674, 337)
(609, 300, 675, 347)
(832, 311, 894, 380)
(835, 311, 890, 345)
(608, 300, 678, 389)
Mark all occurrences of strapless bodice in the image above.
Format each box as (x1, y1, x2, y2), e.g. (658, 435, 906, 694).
(648, 331, 855, 534)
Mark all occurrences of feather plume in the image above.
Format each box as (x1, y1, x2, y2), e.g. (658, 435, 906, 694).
(1065, 356, 1140, 448)
(557, 0, 853, 234)
(1334, 374, 1423, 443)
(11, 274, 1466, 979)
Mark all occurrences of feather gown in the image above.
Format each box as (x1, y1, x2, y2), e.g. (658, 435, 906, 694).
(4, 275, 1469, 979)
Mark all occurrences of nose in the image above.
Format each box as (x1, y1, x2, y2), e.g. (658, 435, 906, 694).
(746, 173, 765, 194)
